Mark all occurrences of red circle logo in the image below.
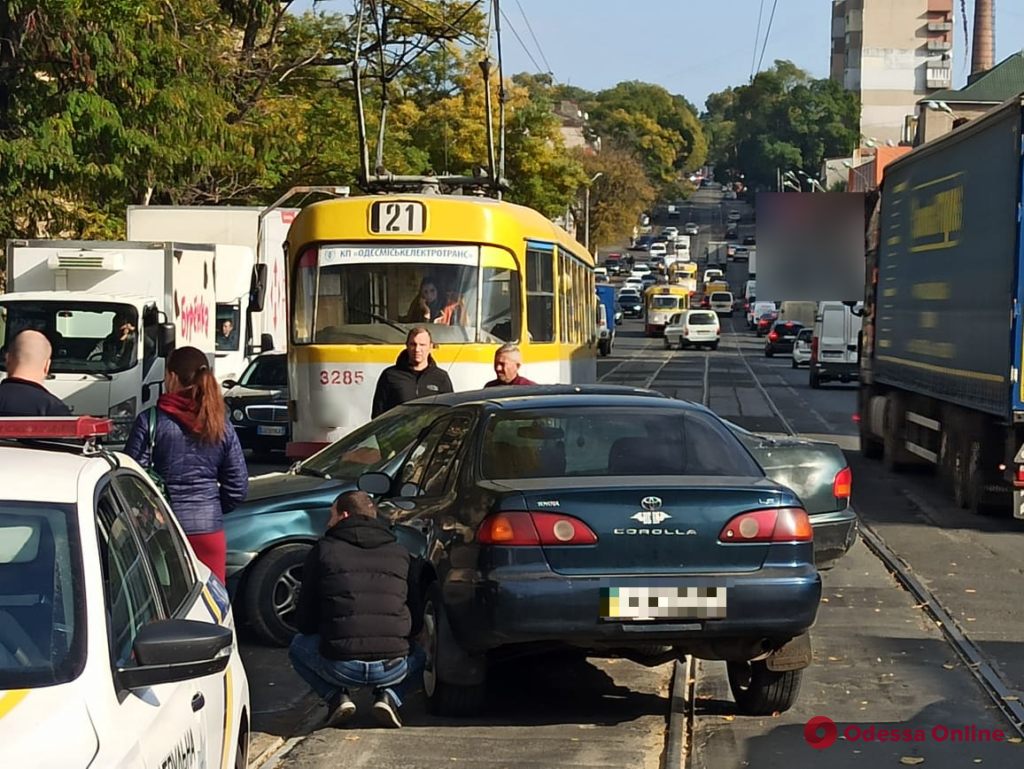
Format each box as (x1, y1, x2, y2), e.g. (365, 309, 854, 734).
(804, 716, 838, 749)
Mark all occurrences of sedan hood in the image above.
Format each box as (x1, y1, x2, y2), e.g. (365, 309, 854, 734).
(231, 472, 348, 514)
(224, 384, 287, 399)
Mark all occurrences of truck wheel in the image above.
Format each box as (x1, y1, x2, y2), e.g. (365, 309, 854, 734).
(422, 582, 487, 717)
(882, 397, 910, 472)
(243, 543, 312, 647)
(727, 660, 803, 716)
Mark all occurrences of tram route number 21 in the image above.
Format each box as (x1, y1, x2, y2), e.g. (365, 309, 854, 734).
(319, 370, 365, 386)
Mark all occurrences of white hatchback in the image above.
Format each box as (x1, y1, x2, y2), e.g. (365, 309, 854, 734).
(664, 310, 721, 350)
(0, 417, 251, 769)
(792, 327, 813, 368)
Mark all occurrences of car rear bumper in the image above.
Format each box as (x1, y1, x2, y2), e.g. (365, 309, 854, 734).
(811, 508, 859, 569)
(813, 361, 859, 381)
(448, 565, 821, 652)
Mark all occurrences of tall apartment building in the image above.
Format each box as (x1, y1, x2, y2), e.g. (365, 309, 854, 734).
(831, 0, 955, 145)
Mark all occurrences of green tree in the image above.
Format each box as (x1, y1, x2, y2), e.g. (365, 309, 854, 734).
(702, 60, 860, 190)
(589, 81, 707, 184)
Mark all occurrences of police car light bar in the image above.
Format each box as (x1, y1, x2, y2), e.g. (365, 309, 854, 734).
(0, 416, 113, 439)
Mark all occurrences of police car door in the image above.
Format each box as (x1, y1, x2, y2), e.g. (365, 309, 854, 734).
(94, 481, 205, 768)
(112, 473, 236, 769)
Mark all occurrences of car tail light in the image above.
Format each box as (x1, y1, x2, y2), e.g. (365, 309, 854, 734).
(1014, 467, 1024, 489)
(477, 512, 598, 546)
(768, 331, 778, 341)
(832, 466, 852, 498)
(719, 508, 813, 543)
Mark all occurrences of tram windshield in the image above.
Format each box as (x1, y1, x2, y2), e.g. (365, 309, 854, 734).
(292, 245, 521, 345)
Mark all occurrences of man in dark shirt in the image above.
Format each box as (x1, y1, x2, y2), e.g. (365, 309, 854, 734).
(0, 330, 73, 416)
(371, 326, 454, 418)
(483, 343, 537, 387)
(289, 490, 425, 729)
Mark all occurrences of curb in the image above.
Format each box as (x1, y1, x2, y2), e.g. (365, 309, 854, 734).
(663, 656, 693, 769)
(248, 701, 323, 769)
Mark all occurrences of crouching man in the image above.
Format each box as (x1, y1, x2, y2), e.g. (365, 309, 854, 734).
(288, 490, 426, 728)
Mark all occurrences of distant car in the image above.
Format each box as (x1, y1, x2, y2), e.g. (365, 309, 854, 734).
(792, 328, 813, 368)
(727, 210, 741, 222)
(223, 352, 289, 456)
(743, 236, 756, 246)
(605, 256, 624, 275)
(756, 311, 779, 336)
(664, 309, 720, 350)
(618, 292, 644, 319)
(683, 222, 699, 235)
(709, 291, 734, 316)
(765, 320, 804, 356)
(353, 390, 821, 716)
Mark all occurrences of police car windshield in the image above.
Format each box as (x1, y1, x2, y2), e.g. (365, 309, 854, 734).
(0, 502, 86, 689)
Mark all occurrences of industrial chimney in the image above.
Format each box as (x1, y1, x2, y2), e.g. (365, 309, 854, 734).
(971, 0, 994, 76)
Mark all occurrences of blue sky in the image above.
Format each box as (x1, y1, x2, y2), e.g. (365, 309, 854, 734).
(298, 1, 1023, 110)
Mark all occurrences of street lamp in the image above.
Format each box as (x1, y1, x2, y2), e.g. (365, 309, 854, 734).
(584, 172, 603, 252)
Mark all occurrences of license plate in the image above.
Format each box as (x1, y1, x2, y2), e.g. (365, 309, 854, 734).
(600, 586, 727, 620)
(257, 425, 286, 436)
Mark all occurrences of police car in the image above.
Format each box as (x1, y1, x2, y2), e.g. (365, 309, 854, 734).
(0, 417, 250, 768)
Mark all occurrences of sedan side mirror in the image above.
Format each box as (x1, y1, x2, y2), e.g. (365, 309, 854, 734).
(116, 619, 232, 691)
(357, 471, 393, 496)
(222, 379, 237, 389)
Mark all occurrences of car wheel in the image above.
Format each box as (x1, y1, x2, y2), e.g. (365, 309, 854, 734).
(423, 582, 487, 716)
(791, 357, 798, 369)
(710, 342, 719, 350)
(727, 660, 803, 716)
(235, 723, 249, 769)
(243, 543, 312, 647)
(663, 336, 671, 350)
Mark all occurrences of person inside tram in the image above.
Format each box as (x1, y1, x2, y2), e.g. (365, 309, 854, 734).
(402, 278, 445, 323)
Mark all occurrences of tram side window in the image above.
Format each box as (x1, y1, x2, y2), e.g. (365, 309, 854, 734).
(526, 247, 555, 343)
(558, 253, 570, 343)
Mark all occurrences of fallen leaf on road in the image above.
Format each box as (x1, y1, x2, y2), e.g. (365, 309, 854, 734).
(1002, 696, 1020, 701)
(912, 603, 927, 610)
(951, 562, 957, 567)
(967, 617, 977, 621)
(834, 594, 843, 599)
(821, 597, 829, 603)
(722, 715, 735, 721)
(345, 736, 360, 741)
(570, 737, 580, 742)
(1007, 737, 1022, 744)
(942, 663, 955, 670)
(772, 711, 780, 717)
(899, 758, 925, 766)
(973, 760, 982, 764)
(965, 589, 977, 593)
(828, 656, 841, 661)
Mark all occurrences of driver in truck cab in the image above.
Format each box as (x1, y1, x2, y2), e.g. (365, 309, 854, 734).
(90, 311, 137, 369)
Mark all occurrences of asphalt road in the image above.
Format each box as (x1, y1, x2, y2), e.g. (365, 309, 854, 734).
(241, 189, 1024, 768)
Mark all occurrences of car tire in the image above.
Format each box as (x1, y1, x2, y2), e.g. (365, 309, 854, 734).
(235, 723, 249, 769)
(727, 660, 803, 716)
(423, 582, 487, 717)
(791, 358, 798, 369)
(243, 543, 312, 647)
(710, 342, 719, 350)
(663, 336, 672, 350)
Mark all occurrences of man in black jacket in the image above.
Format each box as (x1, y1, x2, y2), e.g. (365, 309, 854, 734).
(289, 490, 425, 729)
(371, 326, 454, 418)
(0, 330, 73, 416)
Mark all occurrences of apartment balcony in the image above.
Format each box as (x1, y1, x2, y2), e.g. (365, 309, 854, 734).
(927, 39, 952, 51)
(927, 21, 953, 32)
(926, 68, 952, 88)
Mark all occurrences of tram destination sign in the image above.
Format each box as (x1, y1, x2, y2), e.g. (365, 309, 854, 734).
(319, 245, 479, 265)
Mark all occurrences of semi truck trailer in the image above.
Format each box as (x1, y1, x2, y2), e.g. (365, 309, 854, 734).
(857, 95, 1024, 517)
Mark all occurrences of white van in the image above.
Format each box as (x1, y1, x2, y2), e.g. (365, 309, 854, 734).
(809, 302, 863, 388)
(709, 291, 734, 316)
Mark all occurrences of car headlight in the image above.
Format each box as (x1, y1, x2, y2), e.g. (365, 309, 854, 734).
(108, 398, 136, 443)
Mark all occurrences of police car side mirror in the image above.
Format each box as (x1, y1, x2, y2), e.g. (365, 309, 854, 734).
(117, 619, 232, 690)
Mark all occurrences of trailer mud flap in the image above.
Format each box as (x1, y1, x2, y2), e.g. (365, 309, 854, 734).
(765, 632, 812, 672)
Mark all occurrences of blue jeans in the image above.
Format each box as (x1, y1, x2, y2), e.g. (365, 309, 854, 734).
(289, 634, 426, 708)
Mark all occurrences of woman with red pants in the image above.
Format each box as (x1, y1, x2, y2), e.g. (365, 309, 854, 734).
(126, 346, 248, 583)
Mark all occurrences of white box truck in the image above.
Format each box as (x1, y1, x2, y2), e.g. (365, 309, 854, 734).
(0, 240, 216, 443)
(126, 205, 297, 381)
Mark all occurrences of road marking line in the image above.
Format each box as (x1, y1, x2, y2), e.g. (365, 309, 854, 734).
(728, 318, 796, 436)
(598, 338, 656, 382)
(643, 349, 674, 389)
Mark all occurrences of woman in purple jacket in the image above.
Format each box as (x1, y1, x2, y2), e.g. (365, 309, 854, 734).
(126, 346, 248, 583)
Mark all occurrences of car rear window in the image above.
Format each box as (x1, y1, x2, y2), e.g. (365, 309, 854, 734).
(775, 323, 803, 336)
(710, 292, 731, 302)
(687, 312, 717, 325)
(480, 407, 763, 479)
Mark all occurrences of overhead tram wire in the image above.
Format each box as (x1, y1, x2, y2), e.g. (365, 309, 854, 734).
(514, 0, 553, 76)
(751, 0, 766, 81)
(498, 6, 544, 74)
(387, 0, 488, 49)
(755, 0, 781, 76)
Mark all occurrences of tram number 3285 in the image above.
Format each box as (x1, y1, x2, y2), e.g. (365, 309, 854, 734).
(319, 370, 365, 386)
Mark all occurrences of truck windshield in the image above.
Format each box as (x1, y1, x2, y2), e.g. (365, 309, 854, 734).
(292, 245, 520, 345)
(0, 502, 86, 690)
(0, 302, 140, 375)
